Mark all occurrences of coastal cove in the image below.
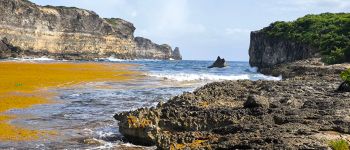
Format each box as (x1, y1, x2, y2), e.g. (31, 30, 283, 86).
(0, 60, 279, 149)
(0, 0, 349, 149)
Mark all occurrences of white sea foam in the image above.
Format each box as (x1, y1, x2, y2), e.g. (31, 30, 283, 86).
(13, 56, 55, 61)
(99, 56, 162, 62)
(148, 72, 281, 81)
(103, 56, 126, 62)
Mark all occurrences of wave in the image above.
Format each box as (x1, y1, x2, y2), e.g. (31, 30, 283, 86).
(13, 57, 55, 61)
(147, 72, 281, 81)
(98, 56, 162, 62)
(99, 57, 126, 62)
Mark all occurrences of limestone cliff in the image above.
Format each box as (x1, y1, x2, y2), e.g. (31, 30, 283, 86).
(0, 0, 182, 60)
(134, 37, 182, 60)
(249, 31, 317, 71)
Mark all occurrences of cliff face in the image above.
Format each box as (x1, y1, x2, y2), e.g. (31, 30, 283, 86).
(134, 37, 182, 60)
(249, 31, 317, 70)
(0, 0, 181, 60)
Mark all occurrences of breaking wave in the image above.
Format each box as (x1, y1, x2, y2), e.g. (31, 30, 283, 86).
(147, 72, 281, 81)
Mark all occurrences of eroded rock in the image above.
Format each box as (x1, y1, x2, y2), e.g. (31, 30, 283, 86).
(244, 95, 269, 108)
(115, 69, 350, 149)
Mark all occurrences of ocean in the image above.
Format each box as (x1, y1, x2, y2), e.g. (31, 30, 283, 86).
(0, 59, 281, 149)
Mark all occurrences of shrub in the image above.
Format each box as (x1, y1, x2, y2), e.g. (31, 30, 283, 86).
(329, 139, 349, 150)
(340, 69, 350, 83)
(262, 13, 350, 64)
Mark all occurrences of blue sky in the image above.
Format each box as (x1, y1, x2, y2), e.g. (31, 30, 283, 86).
(31, 0, 350, 61)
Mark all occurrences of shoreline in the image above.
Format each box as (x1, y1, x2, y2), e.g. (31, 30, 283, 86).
(115, 58, 350, 149)
(0, 61, 138, 141)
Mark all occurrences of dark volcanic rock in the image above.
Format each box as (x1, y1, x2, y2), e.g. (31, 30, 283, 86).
(208, 56, 227, 68)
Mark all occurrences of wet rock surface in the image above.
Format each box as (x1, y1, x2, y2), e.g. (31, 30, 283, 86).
(115, 60, 350, 149)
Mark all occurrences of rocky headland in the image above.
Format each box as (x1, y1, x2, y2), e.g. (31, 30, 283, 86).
(0, 0, 182, 60)
(115, 13, 350, 149)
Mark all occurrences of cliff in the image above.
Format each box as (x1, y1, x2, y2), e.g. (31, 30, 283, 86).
(0, 0, 182, 60)
(249, 13, 350, 74)
(249, 31, 317, 71)
(134, 37, 182, 60)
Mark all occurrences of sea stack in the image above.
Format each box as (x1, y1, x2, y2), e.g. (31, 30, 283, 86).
(208, 56, 227, 68)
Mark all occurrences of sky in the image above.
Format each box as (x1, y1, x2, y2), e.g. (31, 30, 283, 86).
(31, 0, 350, 61)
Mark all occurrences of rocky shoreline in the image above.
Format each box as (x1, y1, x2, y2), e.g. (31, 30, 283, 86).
(115, 58, 350, 149)
(114, 18, 350, 148)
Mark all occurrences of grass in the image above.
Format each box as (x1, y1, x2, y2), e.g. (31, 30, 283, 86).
(0, 61, 138, 141)
(329, 139, 349, 150)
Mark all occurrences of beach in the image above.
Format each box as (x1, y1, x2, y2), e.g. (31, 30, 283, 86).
(0, 61, 136, 143)
(0, 60, 278, 149)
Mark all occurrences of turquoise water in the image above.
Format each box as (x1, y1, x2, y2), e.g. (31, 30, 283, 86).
(0, 60, 280, 149)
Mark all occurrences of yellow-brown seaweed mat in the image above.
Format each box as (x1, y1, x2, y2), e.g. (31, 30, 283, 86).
(0, 61, 137, 141)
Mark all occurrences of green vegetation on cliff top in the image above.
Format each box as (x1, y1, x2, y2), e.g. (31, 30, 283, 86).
(262, 13, 350, 64)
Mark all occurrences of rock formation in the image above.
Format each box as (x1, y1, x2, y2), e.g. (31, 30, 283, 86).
(134, 37, 181, 60)
(0, 37, 23, 58)
(337, 81, 350, 92)
(172, 47, 182, 60)
(115, 14, 350, 149)
(249, 31, 317, 73)
(208, 56, 227, 68)
(115, 63, 350, 149)
(0, 0, 182, 60)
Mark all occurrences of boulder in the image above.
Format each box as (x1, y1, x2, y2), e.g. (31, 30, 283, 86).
(337, 81, 350, 92)
(244, 95, 269, 108)
(208, 56, 227, 68)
